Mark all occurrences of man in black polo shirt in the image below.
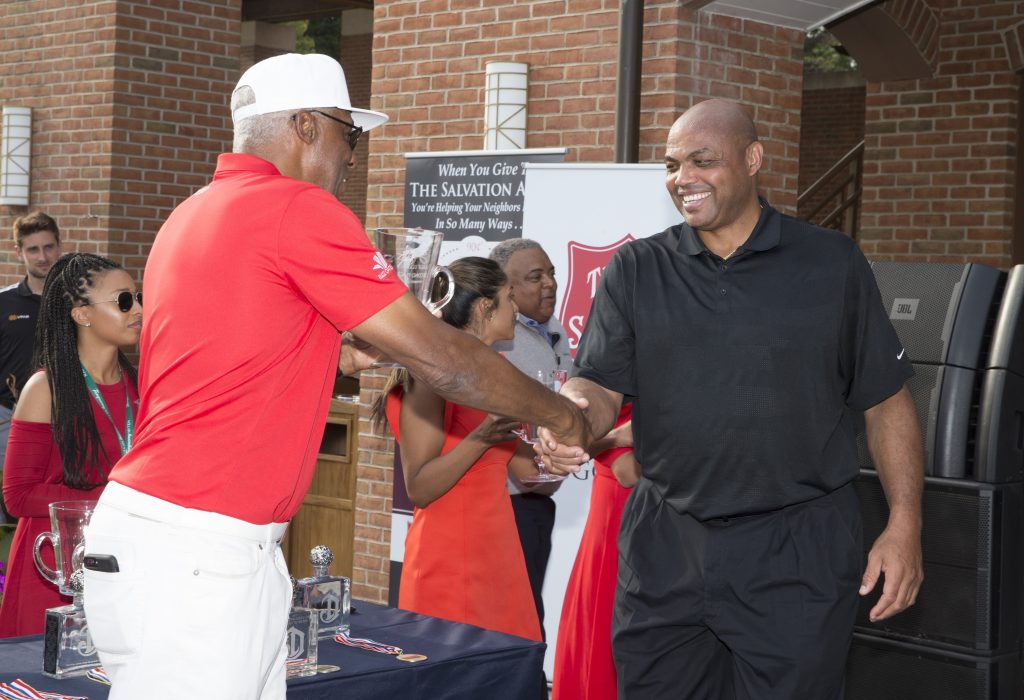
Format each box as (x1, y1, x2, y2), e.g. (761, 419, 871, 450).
(0, 211, 62, 519)
(540, 99, 924, 698)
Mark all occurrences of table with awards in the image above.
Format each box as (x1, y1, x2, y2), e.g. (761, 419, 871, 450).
(0, 601, 545, 699)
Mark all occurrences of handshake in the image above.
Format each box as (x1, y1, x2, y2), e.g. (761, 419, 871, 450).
(339, 325, 607, 472)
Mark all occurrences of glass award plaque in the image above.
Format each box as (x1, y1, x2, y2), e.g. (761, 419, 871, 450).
(42, 569, 99, 678)
(285, 607, 319, 679)
(293, 545, 351, 638)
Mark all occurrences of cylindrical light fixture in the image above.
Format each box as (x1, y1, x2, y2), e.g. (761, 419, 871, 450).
(0, 107, 32, 206)
(484, 62, 528, 150)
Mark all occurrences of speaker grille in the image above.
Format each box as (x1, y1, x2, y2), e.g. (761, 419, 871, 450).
(852, 474, 1019, 652)
(869, 262, 968, 365)
(846, 634, 1017, 700)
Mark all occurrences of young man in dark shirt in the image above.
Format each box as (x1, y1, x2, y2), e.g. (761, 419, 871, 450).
(0, 212, 61, 521)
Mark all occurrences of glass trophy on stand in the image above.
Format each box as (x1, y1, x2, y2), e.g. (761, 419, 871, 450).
(285, 580, 319, 680)
(43, 568, 98, 678)
(293, 545, 351, 638)
(33, 500, 97, 597)
(368, 228, 455, 368)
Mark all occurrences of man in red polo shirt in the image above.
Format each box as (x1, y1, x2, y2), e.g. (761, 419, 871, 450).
(82, 53, 589, 699)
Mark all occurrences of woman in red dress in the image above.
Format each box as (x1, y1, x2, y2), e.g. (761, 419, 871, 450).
(373, 256, 542, 642)
(552, 404, 636, 700)
(0, 253, 141, 636)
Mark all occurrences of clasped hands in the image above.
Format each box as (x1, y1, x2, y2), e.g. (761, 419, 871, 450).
(534, 395, 594, 476)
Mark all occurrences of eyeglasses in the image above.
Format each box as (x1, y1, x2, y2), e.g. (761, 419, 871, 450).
(298, 110, 363, 151)
(84, 291, 142, 313)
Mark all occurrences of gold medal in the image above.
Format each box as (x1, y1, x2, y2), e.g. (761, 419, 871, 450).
(396, 653, 428, 663)
(316, 664, 342, 674)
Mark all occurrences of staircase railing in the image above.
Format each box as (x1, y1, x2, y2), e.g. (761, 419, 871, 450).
(797, 140, 865, 239)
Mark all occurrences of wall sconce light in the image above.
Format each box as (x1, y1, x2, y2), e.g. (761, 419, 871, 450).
(484, 62, 528, 150)
(1, 107, 32, 207)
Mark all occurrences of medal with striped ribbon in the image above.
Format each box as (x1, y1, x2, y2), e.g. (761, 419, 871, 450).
(334, 631, 428, 663)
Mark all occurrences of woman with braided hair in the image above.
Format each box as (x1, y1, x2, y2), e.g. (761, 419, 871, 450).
(0, 253, 141, 636)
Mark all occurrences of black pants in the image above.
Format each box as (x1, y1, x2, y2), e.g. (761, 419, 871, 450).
(510, 492, 556, 635)
(613, 479, 862, 700)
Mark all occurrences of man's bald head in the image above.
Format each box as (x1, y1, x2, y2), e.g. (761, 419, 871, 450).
(672, 99, 759, 152)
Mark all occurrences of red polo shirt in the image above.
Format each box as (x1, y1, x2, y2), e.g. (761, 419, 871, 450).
(109, 153, 406, 523)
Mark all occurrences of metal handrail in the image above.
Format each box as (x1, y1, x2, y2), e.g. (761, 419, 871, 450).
(798, 140, 865, 238)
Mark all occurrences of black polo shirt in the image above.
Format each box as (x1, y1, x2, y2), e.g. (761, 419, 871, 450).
(574, 202, 912, 520)
(0, 278, 41, 408)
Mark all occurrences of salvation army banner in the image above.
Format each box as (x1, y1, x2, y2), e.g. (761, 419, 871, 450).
(403, 148, 566, 263)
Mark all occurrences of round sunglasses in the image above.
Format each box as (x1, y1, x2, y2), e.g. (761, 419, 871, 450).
(83, 291, 142, 313)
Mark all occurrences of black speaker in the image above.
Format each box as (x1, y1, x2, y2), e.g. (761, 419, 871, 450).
(852, 472, 1022, 653)
(858, 262, 1006, 479)
(849, 262, 1024, 700)
(846, 633, 1020, 700)
(977, 265, 1024, 483)
(869, 262, 1003, 368)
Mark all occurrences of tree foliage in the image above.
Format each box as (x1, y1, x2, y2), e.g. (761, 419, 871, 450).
(285, 17, 341, 58)
(804, 28, 858, 73)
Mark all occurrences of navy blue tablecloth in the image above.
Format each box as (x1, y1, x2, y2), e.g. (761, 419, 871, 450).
(0, 603, 545, 699)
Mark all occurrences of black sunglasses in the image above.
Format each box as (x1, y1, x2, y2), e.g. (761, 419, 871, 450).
(296, 110, 363, 151)
(84, 291, 142, 313)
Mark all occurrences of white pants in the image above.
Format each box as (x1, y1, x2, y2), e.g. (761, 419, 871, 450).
(83, 483, 291, 699)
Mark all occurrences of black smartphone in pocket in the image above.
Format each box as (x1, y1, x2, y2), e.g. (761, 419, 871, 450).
(84, 553, 120, 573)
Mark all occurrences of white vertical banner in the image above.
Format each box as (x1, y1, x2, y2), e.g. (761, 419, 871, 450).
(520, 163, 681, 677)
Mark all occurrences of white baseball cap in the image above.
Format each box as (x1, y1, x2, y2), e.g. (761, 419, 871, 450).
(231, 53, 389, 131)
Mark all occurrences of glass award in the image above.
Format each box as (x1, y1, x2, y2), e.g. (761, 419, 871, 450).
(42, 569, 99, 678)
(284, 606, 319, 679)
(368, 228, 454, 368)
(293, 545, 351, 638)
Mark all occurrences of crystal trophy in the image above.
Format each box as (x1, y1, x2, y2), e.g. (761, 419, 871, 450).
(293, 545, 351, 638)
(369, 228, 454, 368)
(34, 500, 96, 596)
(43, 569, 99, 678)
(284, 603, 319, 679)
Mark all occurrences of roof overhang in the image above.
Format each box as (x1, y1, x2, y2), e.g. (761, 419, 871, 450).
(683, 0, 884, 32)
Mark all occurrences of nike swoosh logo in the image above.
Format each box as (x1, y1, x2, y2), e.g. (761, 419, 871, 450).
(897, 349, 905, 360)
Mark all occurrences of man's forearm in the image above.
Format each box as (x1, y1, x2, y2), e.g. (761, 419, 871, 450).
(352, 294, 588, 444)
(864, 385, 924, 527)
(412, 327, 581, 431)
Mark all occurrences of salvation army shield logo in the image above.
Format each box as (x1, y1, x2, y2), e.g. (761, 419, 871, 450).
(558, 234, 635, 357)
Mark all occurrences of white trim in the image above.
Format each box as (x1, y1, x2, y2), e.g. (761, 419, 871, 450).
(524, 162, 665, 172)
(809, 0, 880, 31)
(405, 147, 567, 159)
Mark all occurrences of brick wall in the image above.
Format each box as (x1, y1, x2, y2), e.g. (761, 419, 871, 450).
(106, 1, 238, 279)
(352, 1, 807, 604)
(798, 75, 866, 222)
(0, 1, 120, 280)
(340, 27, 373, 225)
(0, 0, 239, 286)
(799, 80, 866, 194)
(858, 0, 1021, 265)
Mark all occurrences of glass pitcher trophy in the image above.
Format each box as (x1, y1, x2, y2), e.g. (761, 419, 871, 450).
(368, 228, 454, 368)
(33, 500, 96, 597)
